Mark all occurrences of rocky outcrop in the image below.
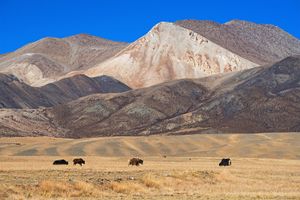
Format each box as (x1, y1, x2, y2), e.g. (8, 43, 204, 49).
(176, 20, 300, 65)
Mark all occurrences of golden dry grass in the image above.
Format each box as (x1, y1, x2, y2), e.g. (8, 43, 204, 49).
(0, 133, 299, 199)
(0, 156, 299, 199)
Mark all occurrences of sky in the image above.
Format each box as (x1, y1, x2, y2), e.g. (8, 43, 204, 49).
(1, 0, 300, 54)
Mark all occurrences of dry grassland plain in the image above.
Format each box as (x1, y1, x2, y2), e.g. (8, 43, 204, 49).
(0, 133, 299, 199)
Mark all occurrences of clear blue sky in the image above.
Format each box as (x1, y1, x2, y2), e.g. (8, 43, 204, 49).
(1, 0, 300, 54)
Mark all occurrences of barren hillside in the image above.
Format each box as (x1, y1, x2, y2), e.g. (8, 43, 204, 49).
(84, 22, 257, 88)
(0, 20, 299, 137)
(0, 34, 128, 86)
(1, 20, 299, 89)
(0, 56, 299, 137)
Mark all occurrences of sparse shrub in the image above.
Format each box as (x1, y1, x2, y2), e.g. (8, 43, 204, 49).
(140, 173, 161, 188)
(108, 181, 144, 194)
(72, 181, 99, 197)
(38, 180, 71, 197)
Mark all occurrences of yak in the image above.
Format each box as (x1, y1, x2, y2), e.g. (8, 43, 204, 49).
(219, 158, 231, 166)
(53, 159, 68, 165)
(73, 158, 85, 166)
(128, 157, 143, 166)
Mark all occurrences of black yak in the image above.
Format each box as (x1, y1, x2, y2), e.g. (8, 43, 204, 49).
(219, 158, 231, 166)
(53, 159, 68, 165)
(73, 158, 85, 166)
(128, 157, 143, 166)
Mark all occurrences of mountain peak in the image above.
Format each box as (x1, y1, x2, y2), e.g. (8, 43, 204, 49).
(64, 33, 128, 46)
(85, 20, 257, 88)
(224, 19, 249, 25)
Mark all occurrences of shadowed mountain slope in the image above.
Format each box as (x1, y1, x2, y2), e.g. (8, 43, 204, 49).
(0, 74, 130, 109)
(0, 56, 299, 137)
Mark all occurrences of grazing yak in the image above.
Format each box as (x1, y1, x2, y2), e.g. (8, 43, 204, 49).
(128, 157, 143, 166)
(219, 158, 231, 166)
(73, 158, 85, 166)
(53, 159, 68, 165)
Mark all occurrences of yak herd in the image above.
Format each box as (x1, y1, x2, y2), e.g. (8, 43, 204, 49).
(53, 158, 85, 166)
(53, 157, 231, 167)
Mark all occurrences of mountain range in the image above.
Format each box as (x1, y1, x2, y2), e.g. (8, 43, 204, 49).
(0, 19, 299, 137)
